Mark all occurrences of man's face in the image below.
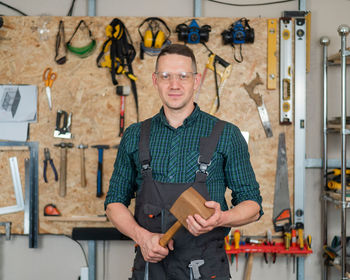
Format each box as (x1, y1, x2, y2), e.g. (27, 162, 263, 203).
(152, 54, 201, 112)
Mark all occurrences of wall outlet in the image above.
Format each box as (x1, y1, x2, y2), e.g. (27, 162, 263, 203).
(80, 267, 89, 280)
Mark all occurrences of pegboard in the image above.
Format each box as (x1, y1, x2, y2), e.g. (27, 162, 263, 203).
(0, 16, 293, 236)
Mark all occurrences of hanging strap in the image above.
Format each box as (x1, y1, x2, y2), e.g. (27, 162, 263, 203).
(195, 120, 226, 183)
(96, 18, 139, 121)
(139, 118, 152, 173)
(55, 20, 67, 65)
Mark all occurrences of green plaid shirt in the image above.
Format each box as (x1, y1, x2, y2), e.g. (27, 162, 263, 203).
(105, 104, 263, 216)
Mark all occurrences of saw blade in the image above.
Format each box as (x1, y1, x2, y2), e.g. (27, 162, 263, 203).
(273, 132, 291, 232)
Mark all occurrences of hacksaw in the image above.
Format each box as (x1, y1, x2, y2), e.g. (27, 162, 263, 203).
(197, 53, 232, 115)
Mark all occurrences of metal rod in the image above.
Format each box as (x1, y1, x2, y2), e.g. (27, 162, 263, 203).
(320, 36, 330, 280)
(193, 0, 201, 17)
(88, 0, 96, 16)
(88, 240, 96, 280)
(338, 24, 350, 280)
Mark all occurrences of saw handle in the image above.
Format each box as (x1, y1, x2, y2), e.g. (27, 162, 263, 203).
(159, 220, 182, 247)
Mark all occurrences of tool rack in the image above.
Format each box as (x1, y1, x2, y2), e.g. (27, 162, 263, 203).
(226, 243, 312, 256)
(321, 25, 350, 280)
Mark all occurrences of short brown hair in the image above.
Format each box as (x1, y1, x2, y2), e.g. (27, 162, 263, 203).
(155, 44, 197, 72)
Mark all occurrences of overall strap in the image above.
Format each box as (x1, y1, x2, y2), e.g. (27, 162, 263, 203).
(195, 120, 226, 183)
(139, 118, 152, 172)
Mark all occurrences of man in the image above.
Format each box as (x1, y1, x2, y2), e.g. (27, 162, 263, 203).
(105, 44, 263, 280)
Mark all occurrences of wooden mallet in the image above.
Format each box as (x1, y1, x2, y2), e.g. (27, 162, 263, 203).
(159, 187, 214, 247)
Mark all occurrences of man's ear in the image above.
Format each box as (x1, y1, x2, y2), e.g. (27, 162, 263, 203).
(152, 72, 158, 88)
(193, 72, 202, 91)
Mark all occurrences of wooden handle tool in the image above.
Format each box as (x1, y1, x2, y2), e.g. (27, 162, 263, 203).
(159, 187, 214, 247)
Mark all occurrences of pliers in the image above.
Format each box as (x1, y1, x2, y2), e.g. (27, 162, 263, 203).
(264, 229, 276, 264)
(43, 148, 58, 183)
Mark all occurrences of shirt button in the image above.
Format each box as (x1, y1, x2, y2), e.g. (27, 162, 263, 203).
(169, 175, 173, 180)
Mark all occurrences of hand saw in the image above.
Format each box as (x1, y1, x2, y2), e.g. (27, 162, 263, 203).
(273, 132, 292, 232)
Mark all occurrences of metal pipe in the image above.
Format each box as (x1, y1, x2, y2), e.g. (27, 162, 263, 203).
(88, 0, 96, 16)
(320, 36, 330, 280)
(194, 0, 201, 17)
(337, 24, 350, 280)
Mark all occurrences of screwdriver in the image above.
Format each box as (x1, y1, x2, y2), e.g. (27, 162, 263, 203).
(284, 231, 291, 250)
(234, 230, 240, 272)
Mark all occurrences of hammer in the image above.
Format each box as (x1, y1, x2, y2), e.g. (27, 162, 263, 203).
(77, 144, 88, 187)
(91, 145, 110, 197)
(159, 187, 214, 247)
(54, 142, 74, 197)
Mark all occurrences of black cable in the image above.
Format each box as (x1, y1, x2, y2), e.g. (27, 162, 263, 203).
(206, 0, 295, 7)
(0, 1, 27, 16)
(64, 235, 89, 267)
(213, 59, 220, 112)
(67, 0, 76, 16)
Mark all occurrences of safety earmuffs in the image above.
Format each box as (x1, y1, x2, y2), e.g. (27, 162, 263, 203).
(138, 17, 171, 59)
(144, 28, 166, 48)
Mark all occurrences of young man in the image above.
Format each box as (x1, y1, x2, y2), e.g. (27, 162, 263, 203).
(105, 44, 263, 280)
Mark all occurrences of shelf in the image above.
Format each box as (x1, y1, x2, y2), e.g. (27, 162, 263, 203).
(329, 261, 350, 279)
(323, 191, 350, 207)
(42, 215, 108, 222)
(327, 49, 350, 65)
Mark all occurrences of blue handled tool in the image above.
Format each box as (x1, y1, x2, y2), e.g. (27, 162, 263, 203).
(43, 148, 58, 183)
(92, 145, 110, 197)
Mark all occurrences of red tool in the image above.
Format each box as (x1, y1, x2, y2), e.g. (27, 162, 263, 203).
(44, 204, 61, 216)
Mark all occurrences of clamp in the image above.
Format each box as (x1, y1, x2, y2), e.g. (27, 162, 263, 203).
(43, 148, 58, 183)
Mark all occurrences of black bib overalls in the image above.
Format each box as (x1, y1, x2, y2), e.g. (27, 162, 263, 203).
(130, 118, 230, 280)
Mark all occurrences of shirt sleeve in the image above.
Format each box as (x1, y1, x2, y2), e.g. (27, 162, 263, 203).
(104, 124, 139, 209)
(224, 124, 264, 218)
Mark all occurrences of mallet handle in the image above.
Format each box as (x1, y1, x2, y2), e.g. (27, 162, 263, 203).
(159, 220, 182, 247)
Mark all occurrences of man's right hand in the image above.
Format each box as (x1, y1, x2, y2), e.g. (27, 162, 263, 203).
(138, 231, 174, 263)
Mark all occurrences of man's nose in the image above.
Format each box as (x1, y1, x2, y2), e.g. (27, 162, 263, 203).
(168, 76, 181, 88)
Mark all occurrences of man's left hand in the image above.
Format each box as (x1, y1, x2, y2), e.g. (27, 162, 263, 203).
(186, 201, 222, 236)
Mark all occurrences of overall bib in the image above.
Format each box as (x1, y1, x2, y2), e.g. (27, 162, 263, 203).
(130, 118, 230, 280)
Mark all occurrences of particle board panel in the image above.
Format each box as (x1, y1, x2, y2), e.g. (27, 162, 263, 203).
(0, 16, 293, 237)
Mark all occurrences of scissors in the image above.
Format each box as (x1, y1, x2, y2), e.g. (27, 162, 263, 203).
(42, 67, 57, 110)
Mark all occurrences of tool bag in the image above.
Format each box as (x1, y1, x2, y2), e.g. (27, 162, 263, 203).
(96, 18, 139, 122)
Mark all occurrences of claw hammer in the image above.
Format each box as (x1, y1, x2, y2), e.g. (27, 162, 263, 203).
(92, 145, 109, 197)
(54, 142, 74, 197)
(77, 144, 88, 187)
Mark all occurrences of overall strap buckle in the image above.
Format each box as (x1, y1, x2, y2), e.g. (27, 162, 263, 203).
(196, 156, 211, 175)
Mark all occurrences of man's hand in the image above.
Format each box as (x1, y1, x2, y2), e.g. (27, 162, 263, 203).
(138, 231, 174, 263)
(186, 201, 222, 236)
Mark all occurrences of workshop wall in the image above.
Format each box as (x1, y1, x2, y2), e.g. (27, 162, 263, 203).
(0, 15, 293, 236)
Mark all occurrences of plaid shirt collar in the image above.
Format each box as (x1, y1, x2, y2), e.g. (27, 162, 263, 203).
(158, 103, 201, 129)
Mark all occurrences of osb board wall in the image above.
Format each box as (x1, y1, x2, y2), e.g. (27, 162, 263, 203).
(0, 16, 294, 236)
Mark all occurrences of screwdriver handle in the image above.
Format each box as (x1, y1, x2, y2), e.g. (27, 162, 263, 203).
(234, 230, 240, 249)
(298, 228, 304, 249)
